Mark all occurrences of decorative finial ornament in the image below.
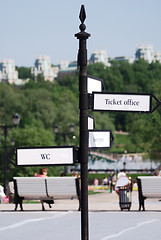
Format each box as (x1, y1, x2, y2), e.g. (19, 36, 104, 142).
(79, 5, 86, 32)
(79, 5, 86, 23)
(75, 5, 90, 39)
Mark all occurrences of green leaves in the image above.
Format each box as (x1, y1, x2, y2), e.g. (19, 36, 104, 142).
(16, 66, 33, 80)
(0, 78, 80, 183)
(0, 59, 161, 184)
(87, 60, 161, 159)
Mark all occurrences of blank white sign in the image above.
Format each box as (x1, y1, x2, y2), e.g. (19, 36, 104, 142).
(87, 76, 102, 94)
(16, 147, 74, 166)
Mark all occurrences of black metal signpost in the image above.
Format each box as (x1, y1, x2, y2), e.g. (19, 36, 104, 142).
(75, 5, 90, 240)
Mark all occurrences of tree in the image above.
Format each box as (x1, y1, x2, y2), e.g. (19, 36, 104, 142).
(16, 66, 33, 79)
(1, 59, 161, 182)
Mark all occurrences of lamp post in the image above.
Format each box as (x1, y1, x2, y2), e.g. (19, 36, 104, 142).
(0, 113, 20, 193)
(54, 123, 75, 175)
(123, 150, 127, 172)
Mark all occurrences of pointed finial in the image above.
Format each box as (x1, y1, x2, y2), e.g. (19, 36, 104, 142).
(79, 5, 86, 23)
(75, 5, 90, 39)
(79, 5, 86, 32)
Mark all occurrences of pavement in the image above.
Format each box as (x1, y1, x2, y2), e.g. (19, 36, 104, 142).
(1, 191, 161, 240)
(0, 190, 161, 212)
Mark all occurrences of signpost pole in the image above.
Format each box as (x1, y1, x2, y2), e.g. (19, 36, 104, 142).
(75, 5, 90, 240)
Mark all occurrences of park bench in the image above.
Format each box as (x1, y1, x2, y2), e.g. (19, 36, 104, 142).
(13, 177, 81, 211)
(137, 176, 161, 211)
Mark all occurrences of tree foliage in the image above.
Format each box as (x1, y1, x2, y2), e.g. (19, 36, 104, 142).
(16, 66, 33, 79)
(0, 60, 161, 184)
(87, 60, 161, 160)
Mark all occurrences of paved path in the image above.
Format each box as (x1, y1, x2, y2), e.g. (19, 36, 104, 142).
(1, 191, 161, 212)
(0, 191, 161, 239)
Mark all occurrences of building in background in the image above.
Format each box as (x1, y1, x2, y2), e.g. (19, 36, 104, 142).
(89, 49, 111, 66)
(1, 44, 161, 85)
(58, 60, 70, 71)
(135, 44, 154, 63)
(57, 60, 77, 81)
(31, 56, 59, 81)
(108, 56, 134, 64)
(0, 59, 18, 84)
(154, 51, 161, 63)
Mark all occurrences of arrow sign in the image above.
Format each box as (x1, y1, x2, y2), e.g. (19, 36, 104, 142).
(16, 146, 77, 166)
(91, 92, 161, 113)
(87, 75, 104, 94)
(89, 130, 114, 149)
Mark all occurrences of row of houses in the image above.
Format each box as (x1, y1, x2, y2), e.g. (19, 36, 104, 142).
(0, 45, 161, 85)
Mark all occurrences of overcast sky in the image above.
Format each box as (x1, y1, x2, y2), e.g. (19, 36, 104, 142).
(0, 0, 161, 67)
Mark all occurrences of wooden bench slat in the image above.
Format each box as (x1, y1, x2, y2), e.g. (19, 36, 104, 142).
(46, 177, 78, 199)
(14, 177, 47, 198)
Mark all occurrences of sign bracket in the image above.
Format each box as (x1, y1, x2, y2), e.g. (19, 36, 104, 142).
(8, 148, 16, 167)
(88, 94, 93, 109)
(110, 132, 115, 146)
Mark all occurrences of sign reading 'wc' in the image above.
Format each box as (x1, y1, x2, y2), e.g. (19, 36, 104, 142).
(16, 146, 76, 166)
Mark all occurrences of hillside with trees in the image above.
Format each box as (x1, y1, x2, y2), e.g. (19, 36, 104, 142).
(0, 59, 161, 183)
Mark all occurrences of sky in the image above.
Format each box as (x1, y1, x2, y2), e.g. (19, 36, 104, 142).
(0, 0, 161, 67)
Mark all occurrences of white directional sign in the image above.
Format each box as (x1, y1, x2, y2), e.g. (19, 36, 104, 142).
(87, 75, 103, 94)
(16, 147, 76, 166)
(92, 93, 154, 113)
(89, 130, 113, 149)
(88, 116, 95, 130)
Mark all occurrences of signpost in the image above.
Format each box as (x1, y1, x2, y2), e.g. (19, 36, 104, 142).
(16, 146, 77, 166)
(89, 130, 113, 149)
(75, 5, 90, 240)
(92, 92, 161, 113)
